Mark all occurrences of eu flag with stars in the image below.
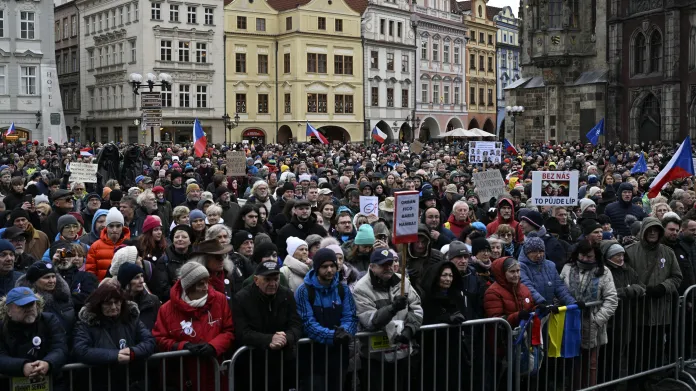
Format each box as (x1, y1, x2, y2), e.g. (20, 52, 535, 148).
(586, 118, 604, 146)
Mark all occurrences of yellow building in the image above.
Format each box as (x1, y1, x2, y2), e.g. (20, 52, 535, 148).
(456, 0, 497, 134)
(224, 0, 365, 144)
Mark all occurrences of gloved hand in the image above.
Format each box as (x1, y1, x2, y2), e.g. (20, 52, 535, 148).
(448, 312, 466, 325)
(393, 327, 413, 345)
(192, 344, 216, 357)
(646, 284, 666, 298)
(333, 327, 351, 345)
(617, 288, 628, 300)
(183, 342, 197, 352)
(549, 305, 560, 314)
(537, 303, 554, 316)
(391, 296, 408, 312)
(632, 284, 646, 298)
(518, 309, 531, 321)
(575, 300, 586, 310)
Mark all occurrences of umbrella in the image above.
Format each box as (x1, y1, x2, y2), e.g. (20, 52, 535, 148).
(441, 128, 477, 138)
(467, 128, 497, 138)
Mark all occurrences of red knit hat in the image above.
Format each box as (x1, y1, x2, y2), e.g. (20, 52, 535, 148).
(142, 215, 162, 234)
(152, 186, 165, 194)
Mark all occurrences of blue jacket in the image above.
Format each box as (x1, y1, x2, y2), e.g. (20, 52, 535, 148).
(295, 270, 358, 345)
(42, 234, 90, 262)
(79, 209, 108, 247)
(519, 249, 576, 306)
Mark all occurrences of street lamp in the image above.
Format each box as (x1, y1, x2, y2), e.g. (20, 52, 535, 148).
(129, 72, 173, 146)
(506, 105, 524, 146)
(405, 115, 420, 142)
(222, 113, 240, 145)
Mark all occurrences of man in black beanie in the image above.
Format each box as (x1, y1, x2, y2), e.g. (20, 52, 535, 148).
(165, 171, 186, 207)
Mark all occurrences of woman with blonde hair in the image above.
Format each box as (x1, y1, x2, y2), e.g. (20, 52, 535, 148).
(650, 202, 671, 221)
(170, 206, 190, 230)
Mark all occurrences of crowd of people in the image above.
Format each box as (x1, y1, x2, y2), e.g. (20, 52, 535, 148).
(0, 138, 691, 391)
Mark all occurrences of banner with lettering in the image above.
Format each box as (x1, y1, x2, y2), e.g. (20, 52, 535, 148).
(530, 171, 579, 206)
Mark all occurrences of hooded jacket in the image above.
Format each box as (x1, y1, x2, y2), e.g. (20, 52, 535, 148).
(408, 224, 445, 292)
(275, 215, 328, 259)
(17, 273, 76, 334)
(518, 246, 576, 306)
(484, 257, 535, 328)
(662, 235, 696, 294)
(420, 261, 467, 324)
(85, 227, 132, 281)
(604, 182, 647, 237)
(624, 217, 683, 326)
(25, 223, 51, 261)
(444, 214, 471, 239)
(486, 197, 524, 244)
(79, 209, 108, 247)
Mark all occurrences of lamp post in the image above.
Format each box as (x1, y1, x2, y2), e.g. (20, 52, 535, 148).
(505, 105, 524, 146)
(222, 112, 240, 145)
(129, 72, 172, 146)
(405, 115, 420, 142)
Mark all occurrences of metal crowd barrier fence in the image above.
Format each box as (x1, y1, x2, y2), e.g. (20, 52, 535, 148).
(679, 284, 696, 389)
(222, 317, 514, 391)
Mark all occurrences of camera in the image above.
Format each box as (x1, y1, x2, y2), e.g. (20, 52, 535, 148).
(59, 249, 75, 258)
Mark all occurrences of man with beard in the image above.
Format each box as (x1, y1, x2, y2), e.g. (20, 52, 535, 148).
(2, 227, 35, 272)
(550, 206, 581, 243)
(333, 210, 357, 244)
(86, 208, 131, 281)
(0, 287, 68, 390)
(165, 171, 186, 207)
(10, 210, 50, 260)
(247, 180, 275, 213)
(216, 187, 240, 229)
(421, 207, 456, 249)
(42, 189, 74, 245)
(50, 241, 98, 312)
(661, 214, 695, 294)
(179, 183, 202, 210)
(80, 193, 102, 233)
(0, 240, 22, 297)
(276, 199, 328, 258)
(486, 197, 524, 244)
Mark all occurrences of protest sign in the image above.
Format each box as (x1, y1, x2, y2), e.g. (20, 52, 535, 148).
(360, 196, 379, 217)
(531, 171, 580, 206)
(68, 163, 98, 183)
(226, 151, 247, 176)
(472, 170, 506, 200)
(410, 140, 423, 154)
(392, 191, 419, 244)
(469, 141, 502, 164)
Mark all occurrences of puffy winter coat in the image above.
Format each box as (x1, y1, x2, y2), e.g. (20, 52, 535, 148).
(280, 254, 310, 292)
(275, 215, 328, 258)
(17, 274, 76, 334)
(604, 183, 647, 237)
(519, 248, 576, 306)
(85, 227, 131, 281)
(484, 257, 535, 328)
(515, 227, 568, 272)
(486, 197, 524, 244)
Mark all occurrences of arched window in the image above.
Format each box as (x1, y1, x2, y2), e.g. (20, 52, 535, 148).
(649, 31, 662, 73)
(634, 32, 646, 74)
(642, 94, 660, 126)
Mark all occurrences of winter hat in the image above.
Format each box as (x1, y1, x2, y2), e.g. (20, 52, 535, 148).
(26, 261, 56, 283)
(142, 215, 162, 234)
(215, 186, 230, 200)
(152, 186, 165, 194)
(282, 182, 295, 193)
(286, 236, 307, 258)
(448, 240, 471, 261)
(57, 214, 79, 234)
(520, 211, 543, 230)
(312, 248, 338, 270)
(579, 199, 596, 215)
(109, 246, 138, 276)
(370, 247, 394, 265)
(253, 242, 278, 264)
(354, 224, 375, 246)
(523, 236, 545, 255)
(110, 189, 123, 202)
(0, 239, 15, 254)
(299, 174, 311, 183)
(105, 207, 124, 226)
(471, 237, 491, 256)
(117, 262, 144, 289)
(102, 187, 113, 199)
(305, 234, 323, 250)
(602, 231, 615, 240)
(544, 217, 562, 234)
(588, 186, 602, 198)
(232, 230, 253, 249)
(186, 184, 200, 195)
(581, 219, 602, 235)
(471, 222, 487, 235)
(254, 233, 272, 247)
(9, 209, 30, 224)
(170, 224, 194, 242)
(189, 209, 206, 222)
(605, 243, 625, 259)
(179, 262, 210, 291)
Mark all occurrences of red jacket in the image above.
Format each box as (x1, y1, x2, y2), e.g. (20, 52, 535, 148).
(486, 197, 524, 243)
(483, 257, 535, 328)
(85, 227, 131, 281)
(444, 214, 470, 239)
(153, 281, 234, 391)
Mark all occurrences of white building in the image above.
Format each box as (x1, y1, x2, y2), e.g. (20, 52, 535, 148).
(492, 5, 520, 137)
(362, 0, 416, 142)
(76, 0, 225, 144)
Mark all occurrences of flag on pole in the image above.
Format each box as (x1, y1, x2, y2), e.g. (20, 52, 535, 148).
(586, 119, 604, 146)
(5, 122, 15, 137)
(306, 122, 329, 144)
(503, 138, 518, 155)
(630, 153, 648, 175)
(547, 305, 581, 358)
(193, 118, 207, 157)
(79, 147, 93, 157)
(647, 136, 694, 198)
(371, 126, 387, 143)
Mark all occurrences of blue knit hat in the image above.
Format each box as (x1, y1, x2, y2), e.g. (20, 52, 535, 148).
(0, 239, 15, 253)
(524, 236, 545, 255)
(354, 224, 375, 246)
(189, 209, 206, 222)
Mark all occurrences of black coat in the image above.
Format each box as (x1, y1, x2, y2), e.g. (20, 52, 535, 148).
(131, 292, 160, 331)
(59, 266, 98, 313)
(42, 207, 69, 245)
(0, 312, 68, 377)
(663, 238, 696, 294)
(275, 215, 328, 258)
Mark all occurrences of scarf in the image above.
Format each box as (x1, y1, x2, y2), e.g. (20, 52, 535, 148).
(472, 256, 492, 270)
(209, 271, 226, 294)
(181, 291, 208, 308)
(577, 260, 596, 271)
(504, 242, 515, 256)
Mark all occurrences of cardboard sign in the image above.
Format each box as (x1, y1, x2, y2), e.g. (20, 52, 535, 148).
(531, 171, 580, 206)
(392, 191, 419, 244)
(226, 151, 247, 176)
(68, 162, 98, 183)
(12, 376, 50, 391)
(469, 141, 502, 164)
(360, 196, 379, 217)
(410, 140, 423, 154)
(472, 170, 506, 201)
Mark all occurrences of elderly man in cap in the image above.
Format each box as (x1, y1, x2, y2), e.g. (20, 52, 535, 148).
(228, 230, 256, 293)
(179, 183, 202, 210)
(516, 209, 567, 271)
(318, 188, 335, 206)
(353, 247, 423, 391)
(42, 189, 74, 244)
(80, 192, 103, 233)
(0, 240, 22, 297)
(276, 199, 328, 259)
(3, 227, 36, 272)
(0, 287, 68, 388)
(135, 175, 153, 191)
(233, 255, 303, 391)
(10, 209, 49, 261)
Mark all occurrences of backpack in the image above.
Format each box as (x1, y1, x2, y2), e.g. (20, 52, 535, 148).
(306, 283, 345, 306)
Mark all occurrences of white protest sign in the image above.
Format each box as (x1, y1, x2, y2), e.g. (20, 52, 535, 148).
(68, 162, 98, 183)
(392, 191, 419, 244)
(360, 196, 379, 217)
(226, 151, 247, 176)
(469, 141, 502, 164)
(531, 171, 580, 206)
(692, 158, 696, 173)
(472, 170, 506, 200)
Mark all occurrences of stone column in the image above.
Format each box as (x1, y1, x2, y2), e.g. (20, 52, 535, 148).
(662, 83, 680, 142)
(664, 10, 680, 80)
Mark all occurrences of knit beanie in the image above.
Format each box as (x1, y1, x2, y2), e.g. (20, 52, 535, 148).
(253, 242, 278, 264)
(579, 199, 596, 215)
(189, 209, 206, 222)
(105, 207, 124, 226)
(605, 243, 625, 259)
(9, 209, 30, 225)
(523, 236, 545, 255)
(186, 183, 200, 195)
(254, 233, 272, 247)
(312, 248, 338, 271)
(233, 230, 254, 249)
(179, 262, 210, 291)
(326, 244, 343, 257)
(581, 219, 602, 235)
(142, 215, 162, 234)
(471, 237, 491, 256)
(110, 189, 123, 202)
(102, 187, 113, 199)
(286, 236, 307, 258)
(109, 246, 139, 276)
(354, 224, 375, 246)
(26, 261, 56, 283)
(0, 239, 15, 253)
(117, 262, 144, 289)
(57, 214, 78, 234)
(305, 234, 323, 250)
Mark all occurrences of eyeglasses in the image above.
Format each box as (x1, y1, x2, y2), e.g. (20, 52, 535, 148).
(63, 224, 79, 230)
(500, 233, 513, 238)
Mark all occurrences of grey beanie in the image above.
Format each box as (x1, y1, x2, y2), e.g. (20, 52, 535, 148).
(179, 262, 210, 291)
(57, 214, 78, 234)
(305, 234, 323, 250)
(605, 243, 625, 259)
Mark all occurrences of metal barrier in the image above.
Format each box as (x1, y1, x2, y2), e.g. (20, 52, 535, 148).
(222, 317, 514, 391)
(679, 284, 696, 389)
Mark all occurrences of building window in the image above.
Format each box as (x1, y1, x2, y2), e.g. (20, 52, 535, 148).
(454, 46, 460, 64)
(488, 57, 493, 72)
(397, 22, 402, 38)
(160, 40, 172, 61)
(335, 55, 353, 75)
(120, 7, 124, 24)
(20, 11, 35, 39)
(488, 34, 493, 45)
(130, 41, 136, 62)
(72, 52, 77, 71)
(479, 55, 484, 70)
(161, 84, 172, 107)
(169, 4, 179, 21)
(479, 32, 484, 43)
(432, 42, 439, 61)
(569, 0, 580, 28)
(236, 93, 246, 113)
(135, 3, 139, 20)
(432, 84, 439, 104)
(98, 48, 103, 67)
(634, 32, 646, 74)
(380, 19, 385, 34)
(88, 49, 94, 69)
(401, 54, 409, 72)
(286, 17, 292, 30)
(151, 2, 161, 20)
(488, 89, 493, 105)
(119, 43, 124, 63)
(237, 16, 246, 29)
(306, 53, 327, 73)
(388, 20, 393, 36)
(204, 8, 213, 25)
(196, 85, 207, 107)
(178, 41, 190, 62)
(318, 17, 326, 30)
(284, 93, 291, 113)
(335, 94, 353, 113)
(479, 88, 484, 105)
(370, 51, 378, 69)
(126, 5, 131, 22)
(470, 54, 475, 69)
(258, 54, 268, 73)
(386, 53, 394, 71)
(421, 40, 427, 59)
(71, 15, 77, 35)
(386, 88, 394, 107)
(470, 87, 476, 104)
(187, 6, 196, 23)
(443, 44, 450, 63)
(89, 89, 94, 110)
(549, 0, 562, 28)
(104, 46, 110, 65)
(20, 66, 36, 95)
(454, 86, 460, 104)
(421, 83, 428, 103)
(257, 94, 268, 113)
(256, 18, 265, 31)
(284, 53, 290, 73)
(193, 43, 206, 63)
(307, 93, 327, 112)
(55, 21, 60, 41)
(470, 30, 476, 42)
(401, 89, 408, 107)
(236, 53, 246, 73)
(513, 54, 518, 69)
(178, 84, 190, 107)
(63, 18, 68, 39)
(371, 87, 378, 106)
(56, 54, 61, 73)
(85, 16, 89, 35)
(650, 31, 662, 73)
(443, 85, 449, 104)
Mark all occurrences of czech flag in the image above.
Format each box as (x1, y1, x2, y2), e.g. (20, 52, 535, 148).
(503, 138, 518, 155)
(79, 147, 93, 157)
(193, 118, 207, 157)
(647, 136, 694, 199)
(306, 122, 329, 144)
(5, 122, 15, 137)
(371, 126, 387, 143)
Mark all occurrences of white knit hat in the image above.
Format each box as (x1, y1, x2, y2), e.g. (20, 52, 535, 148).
(579, 198, 596, 214)
(105, 207, 124, 226)
(109, 246, 138, 276)
(286, 236, 307, 258)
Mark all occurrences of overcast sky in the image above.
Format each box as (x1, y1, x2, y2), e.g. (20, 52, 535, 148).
(486, 0, 519, 16)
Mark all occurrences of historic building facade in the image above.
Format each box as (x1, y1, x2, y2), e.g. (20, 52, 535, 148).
(504, 0, 608, 143)
(607, 0, 696, 144)
(224, 0, 365, 144)
(56, 0, 81, 142)
(493, 5, 520, 137)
